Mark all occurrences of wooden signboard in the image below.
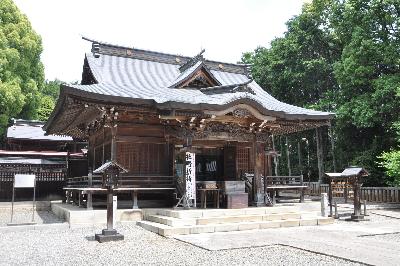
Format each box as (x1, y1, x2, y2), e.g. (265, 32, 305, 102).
(185, 152, 196, 200)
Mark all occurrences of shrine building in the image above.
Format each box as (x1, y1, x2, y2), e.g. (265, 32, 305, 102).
(44, 37, 333, 207)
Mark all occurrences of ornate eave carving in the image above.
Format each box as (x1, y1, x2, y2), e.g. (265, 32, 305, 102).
(166, 122, 270, 143)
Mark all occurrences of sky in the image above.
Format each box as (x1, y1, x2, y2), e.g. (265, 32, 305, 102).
(13, 0, 307, 82)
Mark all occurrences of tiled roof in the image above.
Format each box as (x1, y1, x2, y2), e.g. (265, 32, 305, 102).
(65, 51, 333, 119)
(93, 161, 128, 174)
(0, 157, 66, 165)
(7, 119, 73, 141)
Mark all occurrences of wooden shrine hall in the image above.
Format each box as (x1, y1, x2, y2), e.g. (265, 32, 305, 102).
(44, 37, 334, 208)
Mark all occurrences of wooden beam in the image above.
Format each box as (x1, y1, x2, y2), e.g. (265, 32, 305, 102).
(116, 136, 166, 144)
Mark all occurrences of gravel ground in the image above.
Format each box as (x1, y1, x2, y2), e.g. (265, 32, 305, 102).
(0, 209, 63, 226)
(0, 223, 361, 266)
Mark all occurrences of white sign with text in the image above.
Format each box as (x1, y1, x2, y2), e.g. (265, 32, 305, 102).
(185, 152, 196, 200)
(14, 174, 36, 188)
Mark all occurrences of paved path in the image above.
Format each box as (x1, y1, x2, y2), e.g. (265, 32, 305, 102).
(175, 211, 400, 266)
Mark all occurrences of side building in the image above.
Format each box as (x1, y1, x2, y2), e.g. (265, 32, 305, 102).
(0, 119, 87, 201)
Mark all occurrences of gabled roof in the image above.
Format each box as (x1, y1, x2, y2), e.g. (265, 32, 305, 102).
(93, 161, 128, 174)
(169, 61, 221, 88)
(44, 38, 334, 136)
(341, 167, 369, 177)
(70, 50, 332, 117)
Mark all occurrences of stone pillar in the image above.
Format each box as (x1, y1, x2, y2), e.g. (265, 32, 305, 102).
(321, 193, 329, 217)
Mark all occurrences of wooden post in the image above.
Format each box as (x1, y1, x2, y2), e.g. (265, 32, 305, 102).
(107, 191, 114, 230)
(300, 174, 304, 203)
(286, 137, 291, 176)
(272, 135, 279, 176)
(87, 170, 93, 210)
(132, 190, 138, 209)
(328, 176, 333, 216)
(329, 125, 336, 172)
(111, 126, 117, 161)
(316, 127, 324, 183)
(298, 141, 302, 175)
(102, 128, 105, 164)
(252, 137, 265, 206)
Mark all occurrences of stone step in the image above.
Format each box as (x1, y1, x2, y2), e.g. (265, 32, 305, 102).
(144, 204, 321, 219)
(146, 211, 320, 227)
(137, 217, 334, 237)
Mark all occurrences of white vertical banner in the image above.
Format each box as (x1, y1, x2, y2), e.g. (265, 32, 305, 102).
(185, 152, 196, 200)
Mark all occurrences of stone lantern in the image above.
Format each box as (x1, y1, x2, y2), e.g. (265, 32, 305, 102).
(93, 161, 127, 242)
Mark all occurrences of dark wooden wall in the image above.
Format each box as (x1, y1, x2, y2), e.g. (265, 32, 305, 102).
(117, 143, 169, 175)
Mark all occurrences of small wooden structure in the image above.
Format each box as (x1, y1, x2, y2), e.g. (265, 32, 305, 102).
(326, 167, 369, 221)
(44, 37, 334, 208)
(93, 161, 127, 243)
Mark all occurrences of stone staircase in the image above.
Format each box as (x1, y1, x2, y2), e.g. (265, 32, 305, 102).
(137, 203, 334, 237)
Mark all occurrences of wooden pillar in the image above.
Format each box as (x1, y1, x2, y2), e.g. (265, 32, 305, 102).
(87, 170, 93, 210)
(252, 137, 265, 206)
(111, 126, 117, 161)
(329, 125, 337, 172)
(316, 127, 324, 183)
(298, 141, 302, 175)
(272, 135, 278, 176)
(286, 136, 291, 176)
(102, 128, 105, 164)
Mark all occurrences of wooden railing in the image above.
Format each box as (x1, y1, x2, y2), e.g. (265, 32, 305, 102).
(308, 183, 400, 203)
(65, 174, 175, 189)
(361, 187, 400, 203)
(308, 182, 329, 196)
(242, 174, 304, 187)
(265, 175, 304, 186)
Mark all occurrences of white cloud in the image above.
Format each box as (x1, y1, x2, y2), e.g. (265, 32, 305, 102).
(13, 0, 304, 82)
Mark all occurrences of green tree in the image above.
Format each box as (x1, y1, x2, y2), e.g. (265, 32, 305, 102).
(379, 122, 400, 186)
(0, 0, 44, 135)
(42, 79, 62, 102)
(243, 0, 400, 185)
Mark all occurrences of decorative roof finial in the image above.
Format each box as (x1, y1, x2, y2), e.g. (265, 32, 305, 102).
(179, 49, 206, 72)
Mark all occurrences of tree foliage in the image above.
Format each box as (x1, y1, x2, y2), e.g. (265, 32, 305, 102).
(0, 0, 45, 135)
(379, 123, 400, 186)
(0, 1, 63, 140)
(243, 0, 400, 185)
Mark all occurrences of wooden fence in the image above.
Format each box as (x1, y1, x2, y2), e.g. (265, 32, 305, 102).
(361, 187, 400, 203)
(308, 182, 400, 203)
(0, 165, 66, 201)
(308, 182, 329, 196)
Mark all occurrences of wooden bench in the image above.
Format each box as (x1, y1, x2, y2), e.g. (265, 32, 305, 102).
(243, 174, 307, 205)
(266, 175, 307, 204)
(64, 175, 175, 209)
